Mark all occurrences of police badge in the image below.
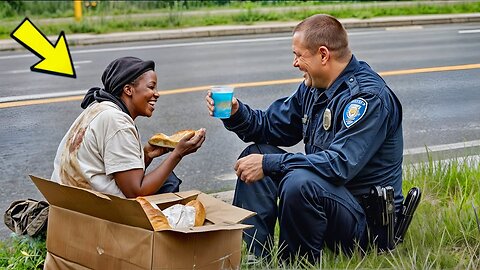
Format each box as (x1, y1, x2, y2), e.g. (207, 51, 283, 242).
(343, 98, 367, 128)
(323, 108, 332, 130)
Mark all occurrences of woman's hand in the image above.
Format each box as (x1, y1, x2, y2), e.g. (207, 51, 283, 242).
(144, 143, 170, 160)
(172, 128, 206, 158)
(144, 143, 170, 167)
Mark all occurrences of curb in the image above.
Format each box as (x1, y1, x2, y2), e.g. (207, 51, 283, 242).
(1, 13, 479, 51)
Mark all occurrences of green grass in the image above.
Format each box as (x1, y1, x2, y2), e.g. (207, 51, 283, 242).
(0, 234, 46, 270)
(1, 1, 479, 39)
(1, 155, 479, 269)
(240, 155, 480, 269)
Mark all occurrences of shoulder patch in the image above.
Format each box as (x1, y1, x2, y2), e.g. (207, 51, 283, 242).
(343, 98, 368, 128)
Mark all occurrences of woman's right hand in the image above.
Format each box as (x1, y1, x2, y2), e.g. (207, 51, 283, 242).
(172, 128, 206, 158)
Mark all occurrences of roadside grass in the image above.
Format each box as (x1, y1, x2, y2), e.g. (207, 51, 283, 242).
(0, 1, 479, 39)
(0, 155, 478, 269)
(0, 234, 46, 270)
(240, 155, 480, 269)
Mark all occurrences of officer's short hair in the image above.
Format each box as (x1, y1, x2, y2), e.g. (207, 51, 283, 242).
(293, 14, 351, 61)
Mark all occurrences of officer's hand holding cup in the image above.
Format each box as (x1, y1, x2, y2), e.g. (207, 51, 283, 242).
(206, 85, 238, 118)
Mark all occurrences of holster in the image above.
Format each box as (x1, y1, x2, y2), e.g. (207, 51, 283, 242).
(357, 186, 422, 252)
(357, 186, 396, 251)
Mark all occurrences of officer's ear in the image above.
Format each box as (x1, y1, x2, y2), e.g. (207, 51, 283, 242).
(317, 46, 330, 64)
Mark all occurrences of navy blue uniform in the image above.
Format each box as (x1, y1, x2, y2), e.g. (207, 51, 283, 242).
(223, 56, 403, 261)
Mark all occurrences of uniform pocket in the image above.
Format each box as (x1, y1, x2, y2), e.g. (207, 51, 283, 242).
(312, 127, 334, 150)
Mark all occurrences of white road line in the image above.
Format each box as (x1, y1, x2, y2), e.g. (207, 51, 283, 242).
(458, 29, 480, 34)
(0, 32, 379, 60)
(2, 65, 80, 75)
(0, 37, 291, 60)
(72, 36, 295, 54)
(0, 61, 88, 74)
(4, 69, 30, 74)
(75, 60, 92, 64)
(215, 173, 238, 181)
(0, 90, 86, 103)
(0, 54, 32, 60)
(403, 140, 480, 155)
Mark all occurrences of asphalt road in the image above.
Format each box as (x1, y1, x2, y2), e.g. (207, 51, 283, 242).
(0, 23, 479, 239)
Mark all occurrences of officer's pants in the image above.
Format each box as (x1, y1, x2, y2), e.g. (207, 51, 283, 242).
(233, 144, 367, 263)
(156, 172, 182, 194)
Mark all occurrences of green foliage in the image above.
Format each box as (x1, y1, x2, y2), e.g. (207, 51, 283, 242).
(0, 0, 25, 18)
(203, 15, 231, 26)
(0, 1, 479, 39)
(0, 234, 46, 269)
(404, 156, 480, 202)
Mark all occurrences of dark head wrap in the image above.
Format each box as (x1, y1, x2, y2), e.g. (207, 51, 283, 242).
(81, 56, 155, 116)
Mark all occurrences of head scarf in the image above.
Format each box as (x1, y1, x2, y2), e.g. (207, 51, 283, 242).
(81, 56, 155, 116)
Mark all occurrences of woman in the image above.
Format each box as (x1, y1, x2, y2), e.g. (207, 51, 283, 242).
(51, 56, 206, 198)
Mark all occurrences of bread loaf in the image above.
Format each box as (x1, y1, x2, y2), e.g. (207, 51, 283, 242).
(185, 199, 206, 227)
(148, 129, 196, 148)
(135, 197, 171, 230)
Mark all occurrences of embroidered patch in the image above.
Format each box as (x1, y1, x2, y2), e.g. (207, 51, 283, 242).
(343, 98, 367, 128)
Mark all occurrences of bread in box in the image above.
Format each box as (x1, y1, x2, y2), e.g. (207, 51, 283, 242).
(136, 197, 206, 230)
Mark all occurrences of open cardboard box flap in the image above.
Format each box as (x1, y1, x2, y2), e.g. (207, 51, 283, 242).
(30, 175, 255, 232)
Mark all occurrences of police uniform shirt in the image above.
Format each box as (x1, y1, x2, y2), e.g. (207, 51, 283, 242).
(222, 55, 404, 207)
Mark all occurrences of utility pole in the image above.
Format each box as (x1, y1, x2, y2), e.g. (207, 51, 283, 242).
(74, 0, 82, 22)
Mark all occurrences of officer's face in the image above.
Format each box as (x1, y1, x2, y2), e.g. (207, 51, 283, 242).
(292, 32, 324, 88)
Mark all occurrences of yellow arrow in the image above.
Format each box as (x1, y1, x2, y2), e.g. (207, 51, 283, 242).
(10, 18, 76, 78)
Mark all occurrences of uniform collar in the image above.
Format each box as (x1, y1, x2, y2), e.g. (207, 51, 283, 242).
(323, 55, 360, 100)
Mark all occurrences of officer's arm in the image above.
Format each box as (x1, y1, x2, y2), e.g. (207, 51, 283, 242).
(262, 92, 397, 184)
(222, 84, 305, 146)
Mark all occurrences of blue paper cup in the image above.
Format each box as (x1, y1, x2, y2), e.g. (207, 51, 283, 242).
(211, 85, 234, 119)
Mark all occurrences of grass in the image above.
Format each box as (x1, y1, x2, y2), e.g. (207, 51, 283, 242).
(1, 1, 480, 39)
(0, 234, 46, 270)
(239, 155, 480, 269)
(1, 155, 478, 269)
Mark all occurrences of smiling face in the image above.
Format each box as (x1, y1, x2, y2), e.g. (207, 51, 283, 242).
(292, 31, 325, 88)
(123, 70, 159, 119)
(292, 15, 352, 89)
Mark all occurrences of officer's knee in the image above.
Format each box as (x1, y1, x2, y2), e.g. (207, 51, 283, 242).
(238, 144, 259, 159)
(280, 169, 323, 202)
(238, 144, 285, 159)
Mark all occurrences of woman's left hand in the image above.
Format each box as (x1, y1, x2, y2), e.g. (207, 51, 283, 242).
(144, 143, 170, 160)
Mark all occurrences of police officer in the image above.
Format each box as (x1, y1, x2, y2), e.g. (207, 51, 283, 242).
(205, 14, 403, 263)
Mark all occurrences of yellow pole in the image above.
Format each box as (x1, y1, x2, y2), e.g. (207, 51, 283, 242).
(74, 0, 82, 22)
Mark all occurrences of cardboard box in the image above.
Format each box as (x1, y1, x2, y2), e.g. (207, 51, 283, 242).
(30, 175, 254, 270)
